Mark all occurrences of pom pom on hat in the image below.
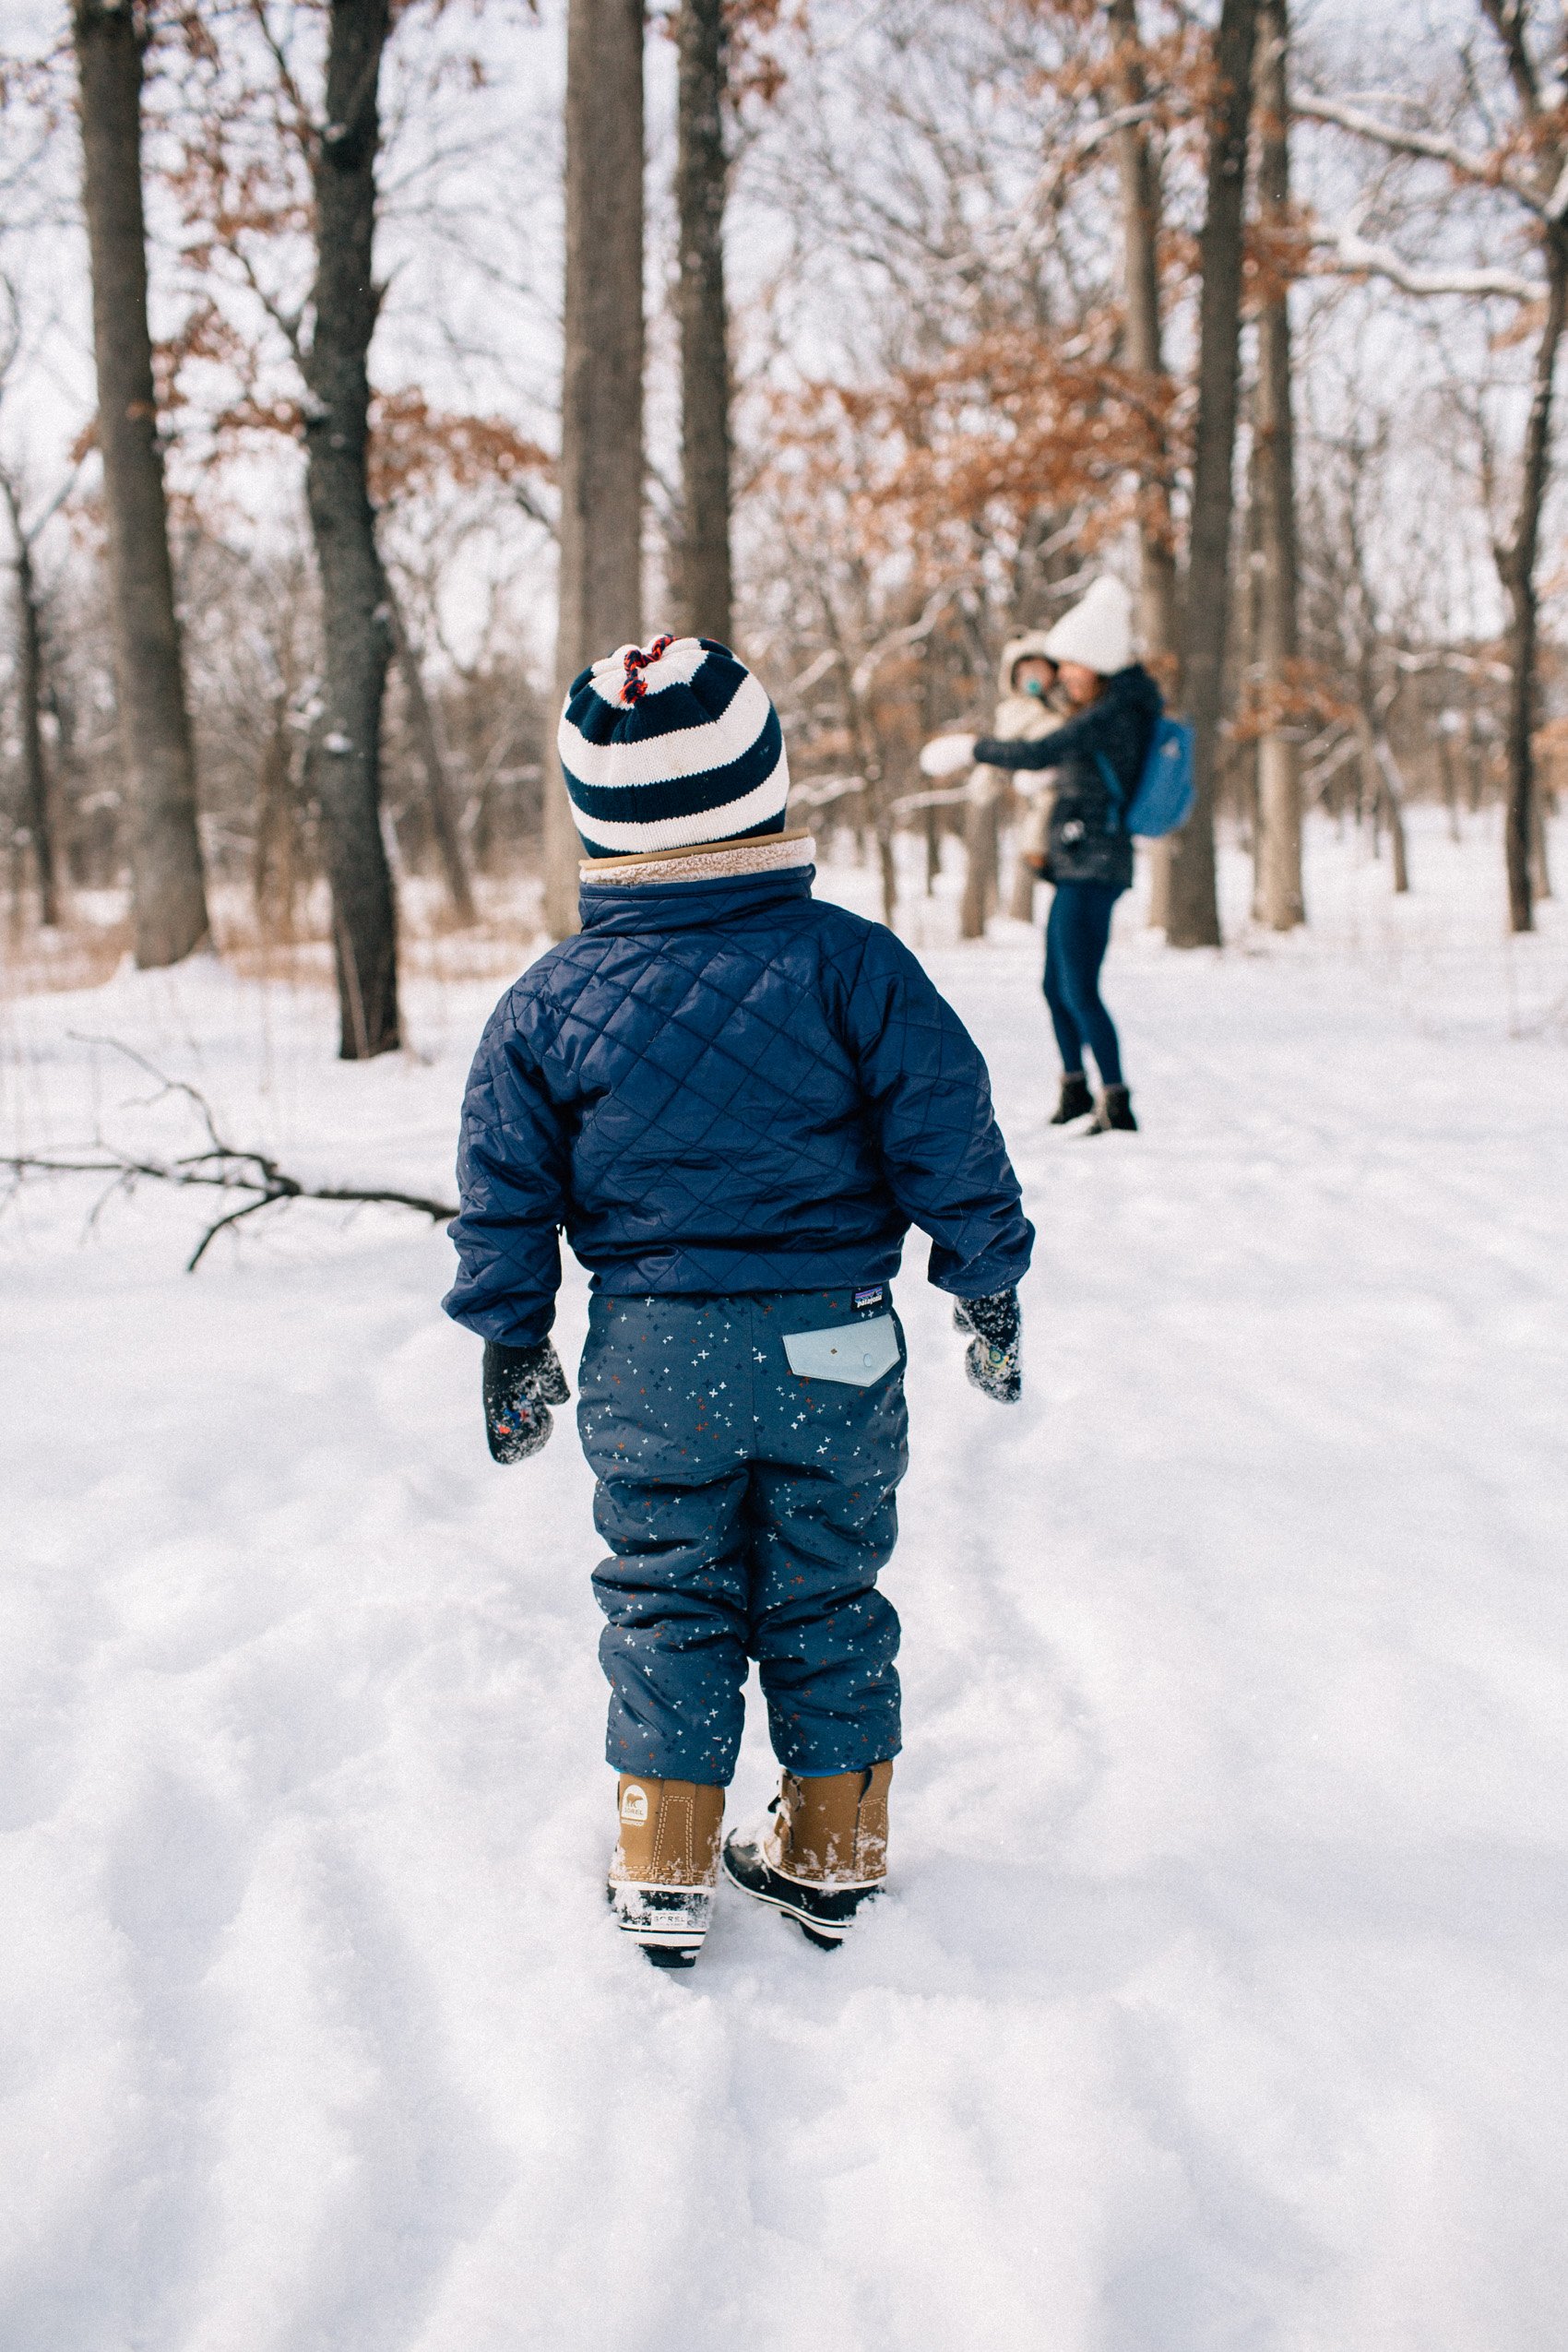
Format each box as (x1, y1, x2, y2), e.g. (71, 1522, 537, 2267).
(557, 635, 790, 858)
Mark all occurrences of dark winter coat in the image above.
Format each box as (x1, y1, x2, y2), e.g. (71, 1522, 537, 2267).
(972, 662, 1163, 891)
(443, 863, 1034, 1348)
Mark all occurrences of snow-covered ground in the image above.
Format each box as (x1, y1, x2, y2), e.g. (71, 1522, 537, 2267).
(3, 810, 1566, 2351)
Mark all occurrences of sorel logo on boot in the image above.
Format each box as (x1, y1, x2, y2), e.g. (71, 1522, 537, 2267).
(620, 1785, 649, 1826)
(853, 1286, 885, 1312)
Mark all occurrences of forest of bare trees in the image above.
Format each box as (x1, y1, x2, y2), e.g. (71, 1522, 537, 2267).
(1, 0, 1563, 1054)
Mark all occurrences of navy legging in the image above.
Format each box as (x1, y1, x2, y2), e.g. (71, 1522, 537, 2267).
(1043, 881, 1123, 1087)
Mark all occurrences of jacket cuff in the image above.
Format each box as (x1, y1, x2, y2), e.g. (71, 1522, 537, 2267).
(483, 1336, 550, 1372)
(442, 1294, 556, 1350)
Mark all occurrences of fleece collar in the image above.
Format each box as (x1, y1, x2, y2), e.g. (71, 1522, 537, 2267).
(578, 829, 815, 887)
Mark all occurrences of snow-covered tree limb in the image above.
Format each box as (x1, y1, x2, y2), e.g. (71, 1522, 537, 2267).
(1316, 218, 1543, 303)
(1293, 92, 1527, 199)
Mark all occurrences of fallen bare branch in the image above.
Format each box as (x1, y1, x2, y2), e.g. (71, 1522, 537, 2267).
(5, 1039, 456, 1271)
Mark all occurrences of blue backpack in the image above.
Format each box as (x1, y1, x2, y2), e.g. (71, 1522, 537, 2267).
(1096, 717, 1194, 838)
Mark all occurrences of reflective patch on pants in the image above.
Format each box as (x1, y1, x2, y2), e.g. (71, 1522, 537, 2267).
(781, 1314, 900, 1387)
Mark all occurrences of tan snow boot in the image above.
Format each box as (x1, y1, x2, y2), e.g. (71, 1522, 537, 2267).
(723, 1763, 892, 1949)
(606, 1775, 725, 1969)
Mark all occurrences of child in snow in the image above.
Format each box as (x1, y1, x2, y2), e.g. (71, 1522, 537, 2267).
(445, 635, 1034, 1969)
(921, 577, 1161, 1134)
(985, 632, 1060, 917)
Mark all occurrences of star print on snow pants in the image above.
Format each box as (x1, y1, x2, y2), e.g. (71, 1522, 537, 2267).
(577, 1289, 908, 1785)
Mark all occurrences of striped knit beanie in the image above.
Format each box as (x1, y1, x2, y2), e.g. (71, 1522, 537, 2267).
(558, 634, 790, 859)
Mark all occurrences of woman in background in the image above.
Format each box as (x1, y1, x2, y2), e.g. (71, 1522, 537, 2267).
(922, 577, 1160, 1134)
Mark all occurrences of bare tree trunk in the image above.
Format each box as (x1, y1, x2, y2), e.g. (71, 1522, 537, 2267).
(1169, 0, 1260, 950)
(386, 583, 477, 924)
(253, 695, 295, 939)
(960, 779, 998, 939)
(674, 0, 732, 646)
(875, 814, 898, 932)
(1466, 705, 1486, 814)
(1530, 784, 1551, 899)
(1437, 726, 1463, 842)
(1109, 0, 1180, 931)
(1371, 733, 1410, 896)
(2, 481, 60, 927)
(1240, 460, 1263, 890)
(1253, 0, 1305, 930)
(550, 0, 646, 937)
(1005, 798, 1037, 921)
(1110, 0, 1180, 666)
(72, 0, 208, 968)
(300, 0, 400, 1056)
(1496, 233, 1568, 934)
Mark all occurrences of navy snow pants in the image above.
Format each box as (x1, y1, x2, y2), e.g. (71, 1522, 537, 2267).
(576, 1289, 908, 1785)
(1043, 879, 1124, 1087)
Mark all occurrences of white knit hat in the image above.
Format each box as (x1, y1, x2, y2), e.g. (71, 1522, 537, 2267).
(1041, 576, 1134, 675)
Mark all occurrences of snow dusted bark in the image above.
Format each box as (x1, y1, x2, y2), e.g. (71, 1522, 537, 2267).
(72, 0, 209, 969)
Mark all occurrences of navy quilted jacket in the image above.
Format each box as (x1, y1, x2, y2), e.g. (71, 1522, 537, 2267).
(443, 864, 1033, 1348)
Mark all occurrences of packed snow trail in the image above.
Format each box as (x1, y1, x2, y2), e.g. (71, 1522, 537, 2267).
(2, 817, 1566, 2350)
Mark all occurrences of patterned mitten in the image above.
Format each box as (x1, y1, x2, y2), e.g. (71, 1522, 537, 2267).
(953, 1289, 1022, 1405)
(482, 1338, 570, 1463)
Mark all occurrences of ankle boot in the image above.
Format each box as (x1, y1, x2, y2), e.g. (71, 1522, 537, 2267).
(723, 1763, 892, 1950)
(1051, 1071, 1095, 1125)
(1087, 1083, 1137, 1134)
(607, 1775, 724, 1969)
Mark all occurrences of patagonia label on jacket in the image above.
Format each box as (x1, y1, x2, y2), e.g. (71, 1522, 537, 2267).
(783, 1315, 900, 1388)
(853, 1284, 885, 1311)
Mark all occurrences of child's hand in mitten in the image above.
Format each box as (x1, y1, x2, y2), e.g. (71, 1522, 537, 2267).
(919, 732, 979, 778)
(953, 1290, 1021, 1404)
(482, 1338, 571, 1462)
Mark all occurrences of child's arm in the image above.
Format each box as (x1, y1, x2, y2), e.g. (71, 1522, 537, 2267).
(442, 986, 572, 1351)
(835, 929, 1034, 1301)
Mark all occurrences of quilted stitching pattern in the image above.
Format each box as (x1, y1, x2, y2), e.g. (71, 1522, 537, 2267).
(443, 869, 1034, 1347)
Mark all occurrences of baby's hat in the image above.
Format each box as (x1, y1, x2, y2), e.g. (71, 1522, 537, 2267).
(558, 634, 790, 859)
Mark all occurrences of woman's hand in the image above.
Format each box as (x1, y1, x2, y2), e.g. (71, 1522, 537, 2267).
(919, 733, 978, 778)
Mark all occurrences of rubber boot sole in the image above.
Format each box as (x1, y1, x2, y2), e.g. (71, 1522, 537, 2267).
(723, 1835, 882, 1951)
(606, 1879, 711, 1968)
